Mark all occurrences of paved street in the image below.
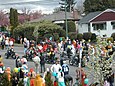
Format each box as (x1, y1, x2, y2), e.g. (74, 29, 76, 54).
(0, 44, 115, 85)
(0, 44, 77, 84)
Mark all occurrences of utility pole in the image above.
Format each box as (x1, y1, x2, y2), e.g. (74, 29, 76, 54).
(59, 0, 68, 39)
(65, 0, 68, 39)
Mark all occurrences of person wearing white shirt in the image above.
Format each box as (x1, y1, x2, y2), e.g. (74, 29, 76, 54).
(9, 40, 13, 46)
(32, 54, 40, 73)
(5, 37, 9, 49)
(51, 60, 62, 74)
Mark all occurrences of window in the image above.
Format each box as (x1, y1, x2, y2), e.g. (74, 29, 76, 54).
(111, 22, 115, 29)
(92, 23, 106, 30)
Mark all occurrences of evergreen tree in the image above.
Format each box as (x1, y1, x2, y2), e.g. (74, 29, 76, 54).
(60, 0, 76, 12)
(84, 0, 115, 14)
(9, 8, 19, 36)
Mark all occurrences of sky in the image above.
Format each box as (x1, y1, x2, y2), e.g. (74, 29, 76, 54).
(0, 0, 84, 14)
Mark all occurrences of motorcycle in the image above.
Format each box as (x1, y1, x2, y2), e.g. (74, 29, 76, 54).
(5, 48, 16, 59)
(69, 54, 79, 66)
(24, 48, 39, 61)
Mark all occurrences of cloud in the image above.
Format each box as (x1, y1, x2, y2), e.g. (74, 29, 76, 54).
(0, 0, 60, 14)
(0, 0, 84, 14)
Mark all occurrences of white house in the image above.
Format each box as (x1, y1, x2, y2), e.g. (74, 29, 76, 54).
(78, 9, 115, 37)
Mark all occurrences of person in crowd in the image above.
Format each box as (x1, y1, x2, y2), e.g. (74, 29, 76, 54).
(104, 78, 110, 86)
(15, 56, 22, 68)
(1, 39, 5, 50)
(74, 68, 80, 86)
(5, 37, 9, 49)
(22, 62, 28, 74)
(9, 38, 14, 47)
(23, 38, 29, 54)
(20, 36, 23, 44)
(57, 68, 66, 86)
(34, 74, 43, 86)
(37, 44, 43, 53)
(62, 61, 69, 76)
(107, 71, 114, 86)
(28, 68, 36, 86)
(12, 72, 18, 86)
(32, 53, 40, 74)
(24, 74, 29, 86)
(5, 67, 11, 81)
(19, 67, 24, 79)
(81, 68, 86, 86)
(51, 59, 62, 74)
(0, 57, 4, 74)
(40, 53, 46, 73)
(43, 68, 50, 79)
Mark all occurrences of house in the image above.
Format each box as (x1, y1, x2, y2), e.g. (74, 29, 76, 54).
(78, 9, 115, 37)
(30, 11, 81, 30)
(30, 11, 80, 22)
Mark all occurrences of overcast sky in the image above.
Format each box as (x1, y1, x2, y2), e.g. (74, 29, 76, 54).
(0, 0, 84, 14)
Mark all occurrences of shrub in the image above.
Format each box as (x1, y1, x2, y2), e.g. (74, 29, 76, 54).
(63, 21, 76, 32)
(67, 21, 76, 32)
(14, 24, 35, 41)
(91, 33, 97, 42)
(83, 32, 92, 41)
(107, 37, 113, 43)
(53, 33, 59, 41)
(58, 29, 66, 37)
(111, 33, 115, 41)
(77, 33, 83, 41)
(68, 32, 77, 40)
(44, 34, 53, 39)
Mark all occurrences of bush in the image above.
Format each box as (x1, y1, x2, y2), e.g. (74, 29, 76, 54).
(63, 21, 76, 32)
(107, 37, 113, 43)
(14, 24, 35, 41)
(91, 33, 97, 42)
(44, 34, 53, 39)
(83, 32, 92, 41)
(53, 33, 59, 41)
(58, 29, 66, 37)
(111, 33, 115, 41)
(67, 21, 76, 32)
(77, 33, 83, 41)
(68, 32, 77, 40)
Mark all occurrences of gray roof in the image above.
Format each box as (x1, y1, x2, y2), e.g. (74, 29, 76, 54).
(78, 9, 115, 24)
(30, 11, 75, 23)
(78, 11, 101, 24)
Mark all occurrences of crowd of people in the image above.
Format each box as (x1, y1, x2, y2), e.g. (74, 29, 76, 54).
(0, 35, 115, 86)
(0, 34, 15, 50)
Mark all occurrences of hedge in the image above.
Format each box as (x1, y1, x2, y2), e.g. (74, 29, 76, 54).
(77, 33, 83, 41)
(111, 33, 115, 41)
(83, 32, 92, 41)
(68, 32, 77, 40)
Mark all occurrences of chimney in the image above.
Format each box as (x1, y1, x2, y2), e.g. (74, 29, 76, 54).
(72, 10, 79, 19)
